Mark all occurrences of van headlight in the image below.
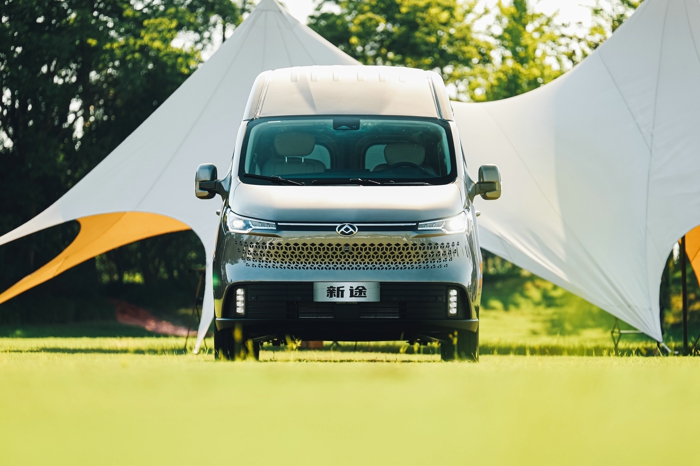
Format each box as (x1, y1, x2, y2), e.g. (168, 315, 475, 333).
(224, 209, 276, 233)
(418, 211, 470, 234)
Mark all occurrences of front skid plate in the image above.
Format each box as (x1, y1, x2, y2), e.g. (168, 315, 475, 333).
(215, 318, 478, 341)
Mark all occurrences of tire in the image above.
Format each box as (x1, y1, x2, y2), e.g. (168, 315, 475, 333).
(440, 337, 456, 361)
(214, 325, 260, 361)
(457, 328, 479, 362)
(214, 326, 234, 360)
(440, 329, 479, 362)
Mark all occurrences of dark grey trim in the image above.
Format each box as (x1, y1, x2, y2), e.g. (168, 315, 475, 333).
(215, 318, 478, 333)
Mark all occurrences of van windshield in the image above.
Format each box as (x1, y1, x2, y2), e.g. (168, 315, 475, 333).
(239, 116, 456, 185)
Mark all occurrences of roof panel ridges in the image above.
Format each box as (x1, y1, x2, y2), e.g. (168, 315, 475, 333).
(274, 66, 433, 85)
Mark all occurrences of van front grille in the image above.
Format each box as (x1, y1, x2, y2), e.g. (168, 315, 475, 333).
(222, 283, 464, 319)
(233, 240, 459, 270)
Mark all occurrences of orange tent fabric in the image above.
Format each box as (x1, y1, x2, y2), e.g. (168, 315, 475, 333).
(684, 225, 700, 283)
(0, 213, 189, 306)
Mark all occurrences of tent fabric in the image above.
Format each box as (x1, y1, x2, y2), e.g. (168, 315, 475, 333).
(0, 0, 357, 352)
(453, 0, 700, 341)
(0, 213, 190, 305)
(684, 225, 700, 282)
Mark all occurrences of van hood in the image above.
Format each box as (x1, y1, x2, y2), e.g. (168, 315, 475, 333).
(230, 182, 465, 223)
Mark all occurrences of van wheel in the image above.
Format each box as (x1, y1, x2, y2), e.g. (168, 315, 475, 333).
(440, 329, 479, 362)
(214, 326, 260, 361)
(214, 326, 234, 360)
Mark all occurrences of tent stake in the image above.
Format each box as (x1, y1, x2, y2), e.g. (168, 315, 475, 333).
(681, 235, 689, 355)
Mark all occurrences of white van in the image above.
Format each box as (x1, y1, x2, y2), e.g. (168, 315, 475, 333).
(195, 65, 501, 361)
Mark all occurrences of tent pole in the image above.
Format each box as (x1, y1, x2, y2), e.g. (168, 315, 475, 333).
(681, 235, 689, 355)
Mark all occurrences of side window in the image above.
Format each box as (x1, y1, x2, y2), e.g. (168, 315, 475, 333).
(304, 145, 331, 169)
(365, 144, 387, 171)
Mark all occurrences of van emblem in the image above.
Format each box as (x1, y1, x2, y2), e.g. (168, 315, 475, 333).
(336, 223, 358, 236)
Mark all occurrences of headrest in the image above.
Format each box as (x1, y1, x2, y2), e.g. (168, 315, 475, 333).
(274, 132, 316, 157)
(384, 143, 425, 166)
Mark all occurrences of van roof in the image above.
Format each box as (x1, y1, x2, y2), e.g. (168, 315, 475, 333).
(243, 66, 454, 121)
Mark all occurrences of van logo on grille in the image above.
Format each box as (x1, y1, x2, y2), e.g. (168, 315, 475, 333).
(336, 223, 358, 236)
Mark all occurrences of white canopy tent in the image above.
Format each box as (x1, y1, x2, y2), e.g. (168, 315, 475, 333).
(453, 0, 700, 340)
(0, 0, 697, 346)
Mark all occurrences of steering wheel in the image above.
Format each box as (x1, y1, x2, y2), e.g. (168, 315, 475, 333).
(389, 162, 431, 174)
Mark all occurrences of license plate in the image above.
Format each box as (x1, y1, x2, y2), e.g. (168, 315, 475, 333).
(313, 282, 380, 302)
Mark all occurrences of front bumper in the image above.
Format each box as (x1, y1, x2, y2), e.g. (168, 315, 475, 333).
(215, 318, 478, 342)
(215, 281, 478, 342)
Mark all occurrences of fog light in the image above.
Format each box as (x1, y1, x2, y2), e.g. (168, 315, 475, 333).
(235, 288, 245, 315)
(448, 288, 458, 316)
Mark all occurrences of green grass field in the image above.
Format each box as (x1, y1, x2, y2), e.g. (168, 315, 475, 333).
(1, 334, 699, 465)
(1, 272, 698, 465)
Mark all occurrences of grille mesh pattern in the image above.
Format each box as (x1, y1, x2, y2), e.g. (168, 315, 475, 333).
(234, 240, 459, 270)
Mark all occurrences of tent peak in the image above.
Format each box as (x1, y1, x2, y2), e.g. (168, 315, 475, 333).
(255, 0, 285, 11)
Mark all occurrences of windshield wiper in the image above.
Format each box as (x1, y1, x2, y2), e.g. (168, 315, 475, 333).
(380, 180, 432, 186)
(243, 173, 304, 186)
(310, 178, 381, 186)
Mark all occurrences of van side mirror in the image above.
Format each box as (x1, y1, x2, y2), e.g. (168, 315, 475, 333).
(473, 165, 501, 200)
(195, 164, 225, 199)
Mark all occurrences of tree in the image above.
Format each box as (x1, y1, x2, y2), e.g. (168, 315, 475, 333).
(0, 0, 245, 298)
(464, 0, 577, 102)
(308, 0, 588, 102)
(578, 0, 643, 57)
(464, 1, 644, 101)
(308, 0, 492, 91)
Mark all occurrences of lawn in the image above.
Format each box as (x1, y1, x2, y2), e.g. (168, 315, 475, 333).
(1, 335, 699, 465)
(1, 272, 697, 465)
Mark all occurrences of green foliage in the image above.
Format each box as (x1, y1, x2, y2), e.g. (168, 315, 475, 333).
(468, 0, 644, 101)
(659, 249, 700, 341)
(0, 258, 114, 325)
(0, 321, 161, 338)
(308, 0, 492, 87)
(309, 0, 586, 101)
(465, 0, 575, 101)
(97, 231, 204, 287)
(0, 0, 242, 317)
(579, 0, 644, 56)
(0, 0, 233, 226)
(482, 270, 616, 337)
